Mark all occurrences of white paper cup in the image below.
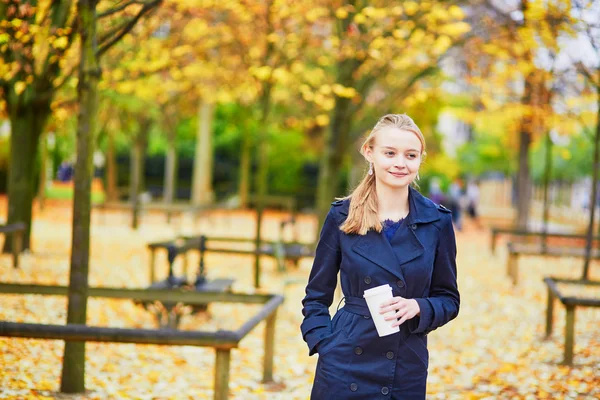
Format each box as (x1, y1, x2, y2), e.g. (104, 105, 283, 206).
(363, 284, 400, 337)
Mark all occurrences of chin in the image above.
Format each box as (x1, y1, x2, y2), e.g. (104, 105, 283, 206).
(381, 178, 412, 189)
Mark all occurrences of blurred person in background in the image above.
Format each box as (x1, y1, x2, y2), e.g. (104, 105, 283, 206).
(428, 177, 445, 205)
(466, 179, 482, 229)
(447, 179, 463, 231)
(301, 114, 460, 399)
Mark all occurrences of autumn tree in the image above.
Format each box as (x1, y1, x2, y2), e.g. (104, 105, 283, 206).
(457, 0, 575, 229)
(573, 0, 600, 279)
(306, 2, 470, 224)
(0, 0, 78, 252)
(60, 0, 162, 393)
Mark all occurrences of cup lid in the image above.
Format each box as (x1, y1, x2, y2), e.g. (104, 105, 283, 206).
(363, 284, 392, 298)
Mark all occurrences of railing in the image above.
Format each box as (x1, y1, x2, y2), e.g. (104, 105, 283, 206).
(0, 283, 284, 400)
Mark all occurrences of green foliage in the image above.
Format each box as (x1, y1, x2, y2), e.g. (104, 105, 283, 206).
(530, 130, 594, 183)
(456, 133, 515, 177)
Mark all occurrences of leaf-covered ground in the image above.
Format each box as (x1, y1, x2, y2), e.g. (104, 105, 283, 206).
(0, 199, 598, 399)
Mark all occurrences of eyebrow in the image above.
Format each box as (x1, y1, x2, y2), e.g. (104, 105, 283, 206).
(381, 146, 420, 152)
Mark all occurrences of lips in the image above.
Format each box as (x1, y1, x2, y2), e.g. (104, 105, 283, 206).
(389, 172, 408, 178)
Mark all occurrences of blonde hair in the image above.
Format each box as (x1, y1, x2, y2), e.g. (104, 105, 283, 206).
(339, 114, 426, 235)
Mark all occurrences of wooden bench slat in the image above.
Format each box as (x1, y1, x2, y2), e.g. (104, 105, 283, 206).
(0, 223, 26, 233)
(509, 243, 600, 258)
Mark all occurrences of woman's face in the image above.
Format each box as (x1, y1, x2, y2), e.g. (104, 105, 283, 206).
(365, 127, 422, 189)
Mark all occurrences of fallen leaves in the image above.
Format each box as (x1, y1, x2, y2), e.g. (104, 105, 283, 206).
(0, 200, 598, 399)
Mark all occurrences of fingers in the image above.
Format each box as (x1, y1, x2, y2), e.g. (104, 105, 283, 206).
(379, 296, 405, 314)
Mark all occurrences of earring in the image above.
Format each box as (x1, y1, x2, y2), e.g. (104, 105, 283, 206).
(368, 163, 373, 176)
(416, 172, 420, 181)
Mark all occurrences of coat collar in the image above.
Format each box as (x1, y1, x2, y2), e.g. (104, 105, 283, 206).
(337, 186, 440, 224)
(345, 186, 440, 280)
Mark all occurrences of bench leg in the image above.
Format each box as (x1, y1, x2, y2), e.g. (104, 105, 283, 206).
(214, 349, 231, 400)
(12, 231, 22, 269)
(149, 249, 156, 284)
(545, 286, 554, 338)
(507, 253, 517, 284)
(563, 305, 575, 366)
(263, 311, 277, 383)
(490, 233, 496, 254)
(182, 252, 189, 280)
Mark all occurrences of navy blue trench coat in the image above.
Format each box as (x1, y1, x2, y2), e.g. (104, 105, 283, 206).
(301, 187, 460, 399)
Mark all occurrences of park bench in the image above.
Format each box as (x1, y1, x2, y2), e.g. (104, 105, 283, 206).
(140, 242, 234, 328)
(0, 283, 283, 400)
(147, 234, 315, 284)
(543, 277, 600, 365)
(505, 242, 600, 285)
(490, 226, 600, 254)
(0, 222, 25, 268)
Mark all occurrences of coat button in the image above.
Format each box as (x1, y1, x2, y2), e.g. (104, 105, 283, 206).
(396, 280, 405, 288)
(363, 315, 370, 319)
(364, 276, 372, 284)
(354, 346, 363, 355)
(410, 224, 417, 230)
(381, 387, 389, 395)
(350, 383, 358, 392)
(386, 351, 394, 359)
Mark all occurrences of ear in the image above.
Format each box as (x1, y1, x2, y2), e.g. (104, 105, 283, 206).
(363, 146, 373, 163)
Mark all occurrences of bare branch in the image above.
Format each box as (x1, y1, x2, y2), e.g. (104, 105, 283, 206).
(98, 0, 148, 19)
(576, 62, 600, 89)
(97, 0, 163, 58)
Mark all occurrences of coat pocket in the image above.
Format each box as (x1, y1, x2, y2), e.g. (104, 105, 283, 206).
(317, 327, 348, 356)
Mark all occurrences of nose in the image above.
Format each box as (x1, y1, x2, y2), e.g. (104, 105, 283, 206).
(394, 155, 407, 169)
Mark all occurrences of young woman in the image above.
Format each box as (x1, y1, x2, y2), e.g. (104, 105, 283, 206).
(301, 114, 460, 399)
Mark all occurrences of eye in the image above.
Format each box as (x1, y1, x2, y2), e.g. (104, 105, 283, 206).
(407, 153, 418, 159)
(385, 151, 395, 157)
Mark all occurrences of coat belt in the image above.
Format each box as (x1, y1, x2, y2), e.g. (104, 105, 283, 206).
(340, 295, 370, 317)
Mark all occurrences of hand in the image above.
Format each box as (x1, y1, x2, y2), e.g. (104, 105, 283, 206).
(379, 297, 420, 327)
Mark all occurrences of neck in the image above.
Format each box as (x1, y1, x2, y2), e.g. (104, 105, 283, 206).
(376, 182, 410, 220)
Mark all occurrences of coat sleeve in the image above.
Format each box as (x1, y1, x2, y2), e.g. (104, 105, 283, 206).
(300, 206, 341, 356)
(410, 212, 460, 334)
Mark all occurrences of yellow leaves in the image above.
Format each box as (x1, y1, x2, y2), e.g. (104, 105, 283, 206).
(305, 7, 329, 23)
(251, 65, 272, 82)
(332, 83, 357, 99)
(315, 114, 329, 127)
(404, 1, 419, 16)
(11, 19, 23, 29)
(443, 22, 471, 38)
(266, 33, 279, 43)
(51, 36, 68, 50)
(448, 5, 465, 20)
(14, 81, 27, 96)
(335, 7, 348, 20)
(432, 35, 452, 55)
(353, 13, 366, 25)
(525, 0, 546, 21)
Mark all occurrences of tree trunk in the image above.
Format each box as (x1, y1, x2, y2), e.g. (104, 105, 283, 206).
(253, 83, 273, 288)
(515, 100, 533, 230)
(163, 136, 177, 222)
(2, 106, 49, 253)
(38, 133, 48, 211)
(316, 95, 352, 229)
(191, 101, 215, 206)
(541, 132, 553, 249)
(238, 131, 251, 209)
(105, 131, 118, 202)
(60, 0, 99, 392)
(583, 75, 600, 280)
(515, 0, 535, 231)
(130, 137, 142, 229)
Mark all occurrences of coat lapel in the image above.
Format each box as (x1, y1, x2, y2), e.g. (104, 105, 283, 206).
(352, 230, 405, 280)
(348, 187, 441, 278)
